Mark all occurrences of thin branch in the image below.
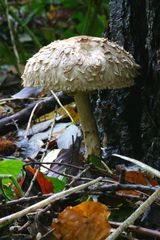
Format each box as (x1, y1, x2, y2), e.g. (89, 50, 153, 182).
(17, 220, 32, 232)
(0, 92, 73, 135)
(34, 161, 84, 170)
(106, 188, 160, 240)
(41, 228, 54, 239)
(110, 221, 160, 239)
(25, 102, 41, 138)
(0, 194, 51, 208)
(25, 117, 56, 196)
(67, 164, 91, 187)
(0, 177, 102, 225)
(100, 183, 157, 193)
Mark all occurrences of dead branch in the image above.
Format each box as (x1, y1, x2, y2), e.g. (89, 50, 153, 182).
(100, 183, 157, 193)
(110, 221, 160, 239)
(0, 177, 102, 225)
(0, 92, 73, 136)
(106, 188, 160, 240)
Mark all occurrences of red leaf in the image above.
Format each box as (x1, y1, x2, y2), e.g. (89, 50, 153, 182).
(25, 165, 54, 194)
(15, 165, 54, 197)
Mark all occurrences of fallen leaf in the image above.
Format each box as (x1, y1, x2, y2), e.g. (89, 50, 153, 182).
(117, 171, 158, 196)
(40, 149, 61, 174)
(25, 165, 54, 194)
(17, 137, 44, 158)
(0, 139, 16, 155)
(49, 145, 83, 178)
(15, 165, 54, 197)
(125, 171, 158, 186)
(52, 201, 111, 240)
(12, 87, 43, 99)
(57, 124, 81, 149)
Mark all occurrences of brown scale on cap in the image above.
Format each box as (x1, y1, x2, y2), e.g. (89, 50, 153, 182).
(22, 36, 139, 158)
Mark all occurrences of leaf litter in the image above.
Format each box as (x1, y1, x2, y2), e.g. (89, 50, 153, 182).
(0, 87, 160, 240)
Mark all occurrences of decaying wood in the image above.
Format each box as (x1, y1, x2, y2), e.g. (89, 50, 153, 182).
(0, 92, 73, 136)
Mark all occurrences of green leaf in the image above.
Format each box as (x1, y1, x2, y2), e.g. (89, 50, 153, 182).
(0, 183, 15, 200)
(63, 28, 75, 38)
(48, 177, 65, 192)
(0, 159, 23, 184)
(61, 0, 78, 8)
(88, 155, 106, 170)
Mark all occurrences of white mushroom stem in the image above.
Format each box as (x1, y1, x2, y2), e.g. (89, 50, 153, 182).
(74, 92, 101, 157)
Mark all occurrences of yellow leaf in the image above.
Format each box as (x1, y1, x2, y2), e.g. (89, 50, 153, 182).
(57, 104, 79, 123)
(52, 201, 111, 240)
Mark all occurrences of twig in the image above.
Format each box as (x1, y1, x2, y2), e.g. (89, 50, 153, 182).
(39, 167, 79, 179)
(25, 90, 78, 194)
(30, 161, 84, 180)
(101, 160, 113, 175)
(40, 117, 56, 161)
(100, 183, 157, 193)
(0, 177, 102, 226)
(25, 117, 56, 196)
(34, 161, 84, 170)
(1, 182, 157, 209)
(110, 221, 160, 239)
(67, 164, 91, 187)
(113, 154, 160, 179)
(41, 228, 54, 239)
(0, 92, 73, 135)
(25, 102, 41, 138)
(17, 220, 32, 232)
(0, 194, 52, 208)
(106, 187, 160, 240)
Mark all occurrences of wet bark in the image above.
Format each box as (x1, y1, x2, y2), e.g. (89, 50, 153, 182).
(97, 0, 160, 167)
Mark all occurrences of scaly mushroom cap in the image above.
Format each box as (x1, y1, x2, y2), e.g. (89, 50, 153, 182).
(22, 36, 139, 91)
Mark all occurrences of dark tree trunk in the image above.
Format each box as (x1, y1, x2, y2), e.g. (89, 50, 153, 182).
(97, 0, 160, 167)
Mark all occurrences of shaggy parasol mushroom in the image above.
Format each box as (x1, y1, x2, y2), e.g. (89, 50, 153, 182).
(22, 36, 139, 158)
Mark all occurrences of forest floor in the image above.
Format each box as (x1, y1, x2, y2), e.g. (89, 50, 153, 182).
(0, 69, 160, 240)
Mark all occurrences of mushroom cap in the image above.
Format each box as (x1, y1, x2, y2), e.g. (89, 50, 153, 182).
(22, 36, 139, 92)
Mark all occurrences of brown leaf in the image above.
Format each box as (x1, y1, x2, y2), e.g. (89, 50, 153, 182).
(52, 201, 111, 240)
(124, 171, 158, 186)
(117, 171, 158, 196)
(0, 139, 16, 155)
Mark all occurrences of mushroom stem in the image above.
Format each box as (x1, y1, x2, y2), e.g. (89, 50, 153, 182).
(74, 92, 101, 157)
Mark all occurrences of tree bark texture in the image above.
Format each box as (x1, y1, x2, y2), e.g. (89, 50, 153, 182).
(97, 0, 160, 167)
